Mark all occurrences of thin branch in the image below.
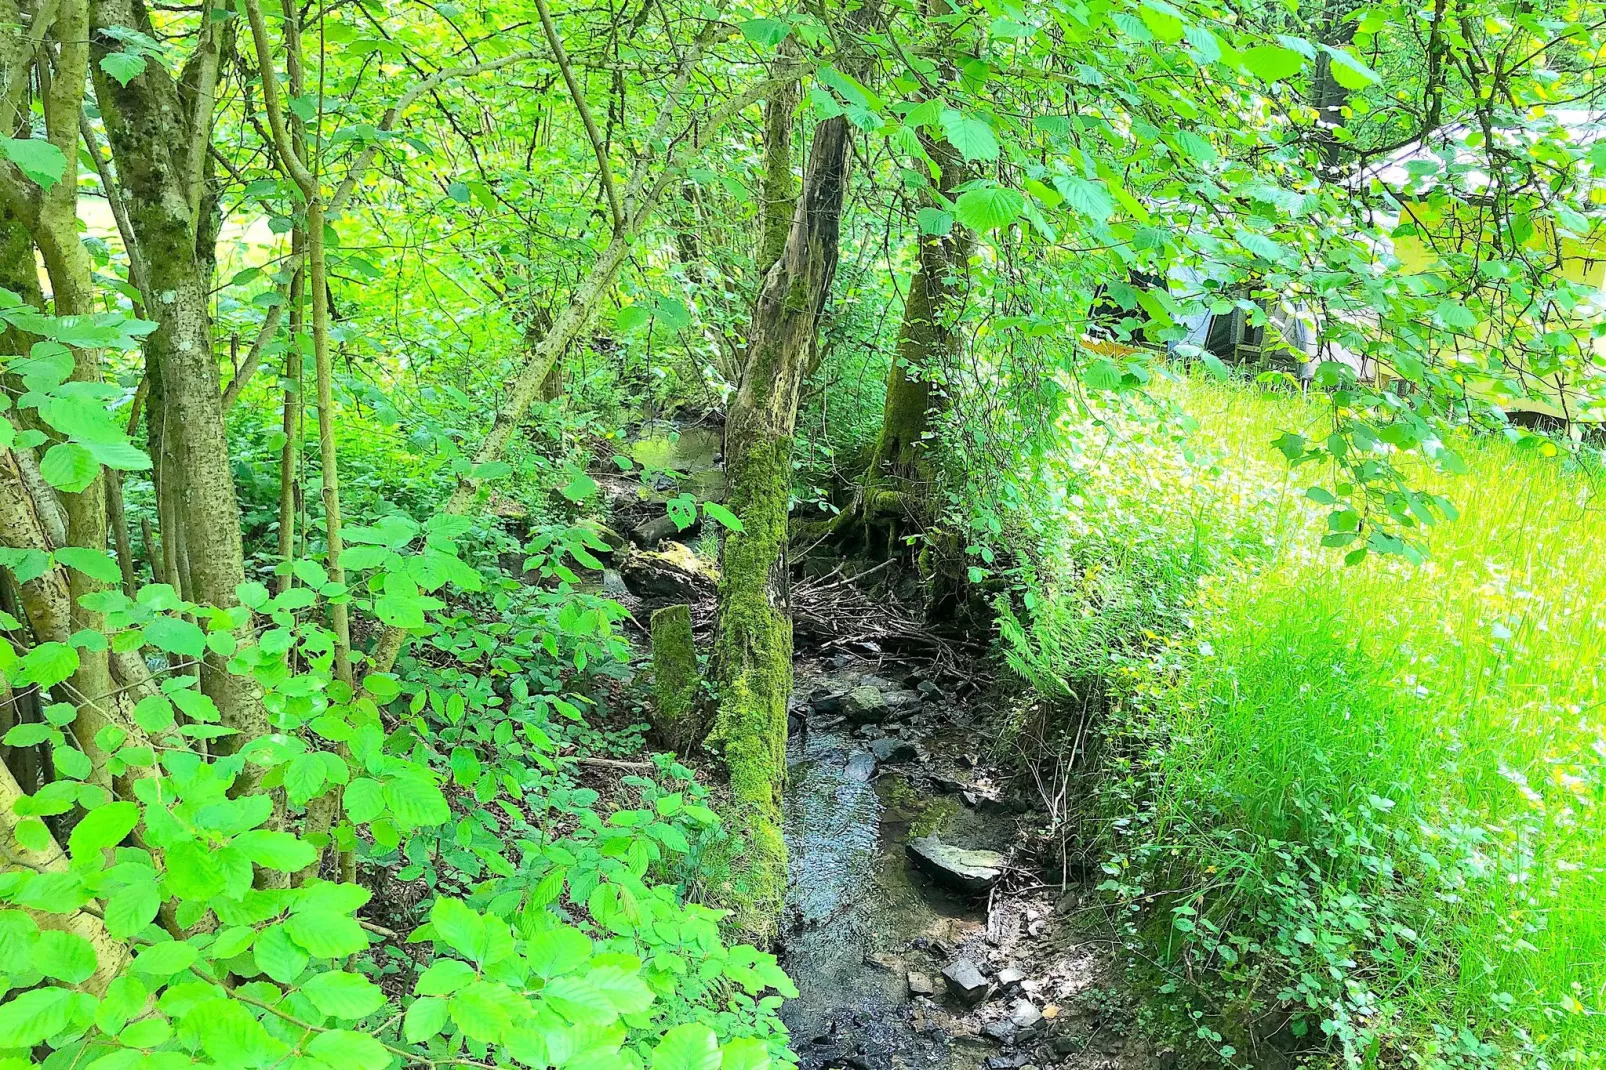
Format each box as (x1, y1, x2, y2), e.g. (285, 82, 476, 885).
(534, 0, 623, 234)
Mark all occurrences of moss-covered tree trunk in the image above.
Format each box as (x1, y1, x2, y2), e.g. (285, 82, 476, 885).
(705, 85, 857, 937)
(861, 139, 971, 531)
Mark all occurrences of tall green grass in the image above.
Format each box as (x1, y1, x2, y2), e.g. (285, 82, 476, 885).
(1006, 373, 1606, 1066)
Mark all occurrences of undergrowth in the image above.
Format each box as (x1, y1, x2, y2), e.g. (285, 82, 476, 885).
(993, 371, 1606, 1068)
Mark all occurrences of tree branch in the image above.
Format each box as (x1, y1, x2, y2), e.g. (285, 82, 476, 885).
(534, 0, 623, 234)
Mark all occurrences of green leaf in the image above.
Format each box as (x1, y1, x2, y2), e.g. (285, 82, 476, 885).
(34, 929, 99, 984)
(721, 1038, 771, 1070)
(343, 777, 385, 823)
(559, 471, 597, 502)
(1, 137, 67, 190)
(524, 925, 591, 979)
(302, 971, 386, 1019)
(285, 910, 368, 959)
(415, 958, 477, 996)
(429, 898, 486, 961)
(702, 502, 744, 532)
(144, 616, 206, 658)
(1435, 299, 1479, 330)
(253, 922, 310, 982)
(132, 940, 198, 975)
(98, 51, 146, 86)
(1242, 44, 1304, 82)
(916, 207, 954, 236)
(39, 442, 99, 492)
(233, 829, 317, 872)
(954, 185, 1024, 232)
(68, 800, 140, 854)
(104, 881, 160, 938)
(55, 547, 123, 584)
(738, 17, 788, 46)
(18, 641, 78, 688)
(403, 996, 449, 1043)
(1321, 44, 1378, 89)
(653, 1023, 721, 1070)
(938, 109, 998, 163)
(384, 776, 449, 829)
(0, 987, 76, 1047)
(188, 998, 279, 1066)
(1053, 176, 1113, 222)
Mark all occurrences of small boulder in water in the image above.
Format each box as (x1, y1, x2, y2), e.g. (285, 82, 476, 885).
(869, 736, 918, 763)
(845, 751, 877, 781)
(906, 835, 1005, 893)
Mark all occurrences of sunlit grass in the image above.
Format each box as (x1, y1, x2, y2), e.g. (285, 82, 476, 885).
(1046, 373, 1606, 1062)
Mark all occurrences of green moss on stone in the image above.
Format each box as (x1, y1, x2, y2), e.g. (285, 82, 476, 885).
(650, 603, 700, 752)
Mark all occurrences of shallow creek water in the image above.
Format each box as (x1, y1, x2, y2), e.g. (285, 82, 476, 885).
(779, 719, 1005, 1070)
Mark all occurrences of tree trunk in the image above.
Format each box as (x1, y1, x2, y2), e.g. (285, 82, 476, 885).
(855, 138, 971, 554)
(704, 94, 856, 938)
(90, 0, 268, 743)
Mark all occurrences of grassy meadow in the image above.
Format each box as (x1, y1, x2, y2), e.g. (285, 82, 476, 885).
(1012, 374, 1606, 1065)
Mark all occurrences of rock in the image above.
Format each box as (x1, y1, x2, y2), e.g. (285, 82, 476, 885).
(1027, 919, 1046, 937)
(1009, 999, 1044, 1037)
(916, 679, 941, 699)
(996, 967, 1026, 990)
(601, 569, 629, 597)
(632, 511, 699, 550)
(843, 685, 888, 723)
(827, 654, 852, 670)
(863, 951, 898, 972)
(883, 689, 923, 720)
(986, 1057, 1028, 1070)
(649, 604, 699, 750)
(809, 688, 846, 715)
(906, 971, 936, 997)
(845, 751, 877, 781)
(1050, 1036, 1083, 1056)
(941, 958, 989, 1005)
(982, 1021, 1016, 1045)
(859, 674, 894, 691)
(868, 736, 918, 762)
(906, 835, 1005, 893)
(585, 522, 629, 556)
(620, 542, 717, 601)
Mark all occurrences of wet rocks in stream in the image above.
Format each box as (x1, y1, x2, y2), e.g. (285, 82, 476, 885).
(907, 835, 1006, 894)
(781, 655, 1149, 1070)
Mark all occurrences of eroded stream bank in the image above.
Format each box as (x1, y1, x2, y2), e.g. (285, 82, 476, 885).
(777, 658, 1160, 1070)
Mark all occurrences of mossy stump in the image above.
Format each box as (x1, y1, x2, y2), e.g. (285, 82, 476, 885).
(649, 604, 700, 752)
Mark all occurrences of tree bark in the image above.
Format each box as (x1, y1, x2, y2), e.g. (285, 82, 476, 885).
(90, 0, 268, 743)
(704, 97, 857, 938)
(855, 138, 971, 552)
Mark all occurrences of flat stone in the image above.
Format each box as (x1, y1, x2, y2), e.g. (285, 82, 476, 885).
(844, 685, 888, 723)
(809, 688, 846, 715)
(982, 1021, 1016, 1045)
(869, 736, 918, 762)
(620, 542, 716, 601)
(906, 971, 937, 997)
(883, 689, 923, 720)
(906, 835, 1005, 894)
(845, 751, 877, 781)
(916, 679, 941, 699)
(996, 967, 1026, 990)
(986, 1057, 1028, 1070)
(941, 958, 989, 1004)
(1009, 999, 1043, 1031)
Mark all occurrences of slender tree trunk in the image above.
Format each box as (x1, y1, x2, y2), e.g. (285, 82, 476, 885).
(705, 97, 857, 939)
(91, 0, 268, 743)
(277, 246, 305, 596)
